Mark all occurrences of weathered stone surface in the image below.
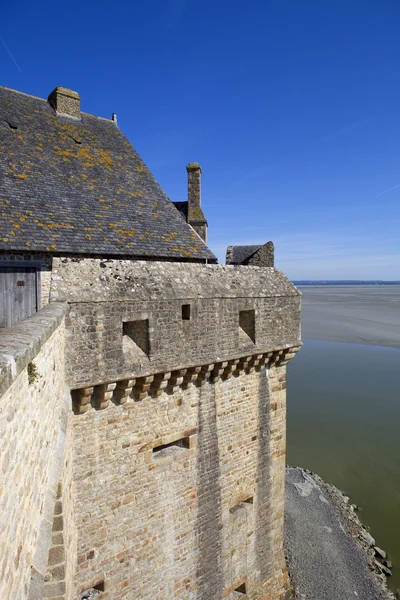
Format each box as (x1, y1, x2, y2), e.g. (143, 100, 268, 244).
(49, 259, 300, 389)
(73, 365, 292, 599)
(0, 303, 67, 397)
(0, 257, 300, 600)
(374, 547, 387, 560)
(51, 259, 299, 303)
(0, 314, 72, 600)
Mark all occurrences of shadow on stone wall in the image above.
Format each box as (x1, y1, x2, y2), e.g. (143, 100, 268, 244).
(254, 368, 273, 583)
(196, 382, 224, 600)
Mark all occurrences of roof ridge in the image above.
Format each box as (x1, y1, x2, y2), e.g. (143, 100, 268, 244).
(0, 85, 47, 102)
(81, 111, 113, 123)
(0, 86, 113, 122)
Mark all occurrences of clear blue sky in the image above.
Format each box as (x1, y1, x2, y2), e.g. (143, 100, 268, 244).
(1, 0, 399, 279)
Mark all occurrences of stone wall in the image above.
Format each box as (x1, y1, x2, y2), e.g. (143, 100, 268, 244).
(72, 362, 292, 600)
(246, 242, 275, 268)
(51, 258, 300, 599)
(42, 413, 77, 600)
(0, 303, 73, 600)
(50, 259, 301, 389)
(0, 257, 300, 599)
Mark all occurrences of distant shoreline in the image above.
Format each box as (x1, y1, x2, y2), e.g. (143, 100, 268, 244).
(299, 284, 400, 350)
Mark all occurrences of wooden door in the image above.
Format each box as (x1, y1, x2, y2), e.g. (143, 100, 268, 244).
(0, 266, 39, 328)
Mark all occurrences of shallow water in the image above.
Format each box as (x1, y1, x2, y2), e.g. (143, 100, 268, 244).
(286, 339, 400, 589)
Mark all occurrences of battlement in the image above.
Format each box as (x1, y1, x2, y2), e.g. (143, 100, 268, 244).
(50, 258, 301, 390)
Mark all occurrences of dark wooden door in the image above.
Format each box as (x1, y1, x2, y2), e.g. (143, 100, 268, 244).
(0, 266, 39, 328)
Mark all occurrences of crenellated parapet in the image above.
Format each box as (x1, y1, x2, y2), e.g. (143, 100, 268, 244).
(71, 346, 300, 414)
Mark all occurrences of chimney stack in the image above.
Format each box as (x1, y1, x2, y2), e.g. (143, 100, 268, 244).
(186, 162, 202, 209)
(48, 87, 81, 119)
(186, 162, 208, 243)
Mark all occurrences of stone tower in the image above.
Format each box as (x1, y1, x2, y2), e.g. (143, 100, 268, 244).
(0, 84, 301, 600)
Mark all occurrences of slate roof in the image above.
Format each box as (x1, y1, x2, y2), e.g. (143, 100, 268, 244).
(0, 86, 216, 261)
(227, 245, 262, 264)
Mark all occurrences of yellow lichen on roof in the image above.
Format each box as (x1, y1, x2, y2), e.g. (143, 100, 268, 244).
(0, 85, 215, 261)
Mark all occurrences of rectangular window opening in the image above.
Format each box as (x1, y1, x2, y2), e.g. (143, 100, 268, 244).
(182, 304, 191, 320)
(230, 497, 254, 513)
(152, 436, 190, 458)
(81, 580, 105, 599)
(242, 496, 253, 504)
(122, 319, 150, 358)
(239, 309, 255, 344)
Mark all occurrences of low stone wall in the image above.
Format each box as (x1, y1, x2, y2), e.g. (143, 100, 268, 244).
(0, 303, 72, 600)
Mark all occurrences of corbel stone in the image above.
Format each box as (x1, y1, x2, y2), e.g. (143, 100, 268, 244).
(247, 354, 264, 373)
(71, 387, 93, 414)
(182, 366, 202, 389)
(277, 346, 300, 366)
(133, 376, 154, 401)
(113, 379, 136, 405)
(255, 354, 268, 371)
(267, 350, 283, 367)
(265, 352, 274, 367)
(238, 356, 252, 374)
(93, 382, 117, 410)
(210, 362, 228, 383)
(151, 372, 171, 397)
(196, 364, 215, 387)
(223, 359, 240, 380)
(167, 369, 187, 394)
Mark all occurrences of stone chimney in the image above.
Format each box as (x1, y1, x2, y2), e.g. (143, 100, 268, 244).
(187, 162, 202, 209)
(186, 162, 208, 243)
(48, 87, 81, 119)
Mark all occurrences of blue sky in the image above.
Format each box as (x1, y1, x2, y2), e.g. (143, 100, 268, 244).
(1, 0, 400, 279)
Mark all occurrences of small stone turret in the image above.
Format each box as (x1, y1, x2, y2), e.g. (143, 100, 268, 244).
(186, 162, 208, 243)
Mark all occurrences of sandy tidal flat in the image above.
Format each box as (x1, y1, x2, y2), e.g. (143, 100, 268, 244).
(299, 285, 400, 349)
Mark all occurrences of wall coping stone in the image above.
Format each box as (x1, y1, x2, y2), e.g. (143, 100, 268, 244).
(50, 259, 301, 303)
(0, 303, 68, 397)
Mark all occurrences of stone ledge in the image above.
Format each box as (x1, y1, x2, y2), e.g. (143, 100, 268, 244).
(51, 258, 301, 303)
(70, 342, 302, 392)
(0, 303, 68, 397)
(72, 345, 301, 414)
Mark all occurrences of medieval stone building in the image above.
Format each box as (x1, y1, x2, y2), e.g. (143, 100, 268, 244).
(0, 85, 301, 600)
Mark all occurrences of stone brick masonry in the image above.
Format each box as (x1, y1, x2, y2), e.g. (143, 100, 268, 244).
(55, 259, 300, 599)
(0, 304, 73, 600)
(0, 259, 300, 599)
(50, 259, 300, 390)
(72, 361, 293, 600)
